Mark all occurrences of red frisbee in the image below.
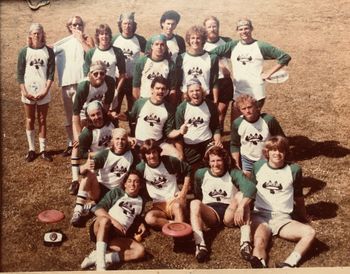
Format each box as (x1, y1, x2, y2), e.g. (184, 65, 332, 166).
(38, 209, 65, 224)
(162, 222, 192, 238)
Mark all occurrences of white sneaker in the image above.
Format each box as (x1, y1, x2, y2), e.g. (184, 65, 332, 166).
(81, 250, 96, 269)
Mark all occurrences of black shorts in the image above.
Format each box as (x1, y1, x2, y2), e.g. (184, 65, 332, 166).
(208, 78, 234, 103)
(184, 139, 212, 165)
(207, 202, 229, 224)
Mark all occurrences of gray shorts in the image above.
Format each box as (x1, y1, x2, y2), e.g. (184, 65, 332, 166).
(251, 210, 292, 236)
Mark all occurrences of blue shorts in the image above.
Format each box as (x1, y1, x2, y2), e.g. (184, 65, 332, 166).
(241, 155, 256, 172)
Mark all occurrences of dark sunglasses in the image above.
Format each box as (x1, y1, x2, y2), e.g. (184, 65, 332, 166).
(92, 71, 106, 77)
(72, 23, 82, 27)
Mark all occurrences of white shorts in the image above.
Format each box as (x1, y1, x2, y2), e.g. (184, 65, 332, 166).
(252, 210, 292, 236)
(21, 91, 51, 105)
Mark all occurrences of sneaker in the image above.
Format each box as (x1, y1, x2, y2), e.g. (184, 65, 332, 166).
(81, 250, 96, 269)
(70, 211, 83, 227)
(195, 245, 209, 263)
(62, 146, 73, 157)
(68, 181, 79, 195)
(82, 202, 96, 216)
(250, 256, 266, 268)
(240, 241, 253, 261)
(25, 150, 36, 162)
(276, 262, 295, 268)
(41, 151, 53, 162)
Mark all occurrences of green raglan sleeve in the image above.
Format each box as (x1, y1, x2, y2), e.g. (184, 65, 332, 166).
(262, 114, 286, 137)
(291, 163, 303, 198)
(111, 34, 119, 44)
(163, 102, 176, 137)
(95, 187, 124, 211)
(230, 169, 257, 199)
(17, 47, 27, 84)
(230, 117, 244, 153)
(73, 80, 89, 115)
(46, 46, 55, 81)
(194, 168, 207, 200)
(105, 76, 116, 105)
(257, 41, 291, 66)
(209, 52, 219, 90)
(132, 56, 146, 88)
(175, 101, 187, 130)
(135, 34, 147, 52)
(128, 98, 147, 123)
(113, 46, 126, 74)
(174, 53, 184, 90)
(83, 48, 96, 76)
(145, 38, 152, 54)
(162, 155, 192, 177)
(221, 36, 232, 43)
(78, 127, 93, 159)
(175, 35, 186, 54)
(210, 40, 238, 58)
(168, 59, 177, 90)
(206, 99, 221, 134)
(92, 149, 110, 170)
(251, 159, 266, 185)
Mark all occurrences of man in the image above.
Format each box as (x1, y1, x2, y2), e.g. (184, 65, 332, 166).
(54, 15, 95, 157)
(128, 76, 187, 158)
(190, 146, 256, 263)
(112, 12, 146, 113)
(249, 136, 316, 268)
(132, 34, 176, 100)
(80, 170, 146, 270)
(145, 10, 186, 63)
(70, 128, 136, 227)
(69, 100, 116, 195)
(203, 16, 233, 129)
(211, 17, 291, 118)
(230, 94, 285, 178)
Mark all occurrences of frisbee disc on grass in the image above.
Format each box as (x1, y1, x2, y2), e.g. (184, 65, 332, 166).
(265, 69, 289, 84)
(162, 222, 192, 238)
(38, 209, 65, 223)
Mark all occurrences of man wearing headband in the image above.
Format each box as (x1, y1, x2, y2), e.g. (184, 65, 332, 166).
(70, 127, 137, 227)
(54, 16, 95, 157)
(132, 34, 176, 101)
(211, 17, 291, 118)
(145, 10, 186, 63)
(112, 12, 147, 113)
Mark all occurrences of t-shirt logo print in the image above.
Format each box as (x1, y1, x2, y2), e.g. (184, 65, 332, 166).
(187, 117, 204, 127)
(209, 189, 227, 201)
(123, 48, 134, 60)
(187, 67, 203, 78)
(144, 113, 160, 126)
(110, 164, 128, 177)
(149, 176, 167, 188)
(237, 54, 252, 65)
(245, 133, 263, 145)
(262, 180, 283, 194)
(98, 135, 112, 147)
(118, 201, 136, 216)
(147, 72, 162, 80)
(30, 58, 44, 69)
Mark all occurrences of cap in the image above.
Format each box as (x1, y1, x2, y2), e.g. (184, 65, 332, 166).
(89, 60, 107, 73)
(119, 12, 135, 22)
(149, 34, 167, 45)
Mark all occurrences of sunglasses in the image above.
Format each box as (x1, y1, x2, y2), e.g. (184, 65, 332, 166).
(92, 71, 106, 78)
(72, 23, 82, 27)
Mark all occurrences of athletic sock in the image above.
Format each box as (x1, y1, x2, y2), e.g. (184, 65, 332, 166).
(240, 224, 251, 245)
(39, 137, 46, 153)
(96, 241, 107, 270)
(26, 130, 35, 151)
(71, 157, 80, 181)
(75, 191, 88, 210)
(284, 251, 301, 267)
(106, 252, 120, 264)
(193, 229, 206, 246)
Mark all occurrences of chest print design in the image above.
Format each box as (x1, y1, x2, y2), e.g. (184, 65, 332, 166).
(118, 201, 136, 216)
(30, 58, 44, 69)
(237, 54, 252, 65)
(122, 48, 134, 59)
(187, 117, 204, 127)
(209, 189, 227, 201)
(89, 93, 104, 103)
(110, 164, 128, 177)
(245, 133, 263, 145)
(187, 67, 203, 78)
(144, 113, 161, 126)
(98, 134, 112, 147)
(262, 180, 283, 194)
(147, 71, 162, 80)
(148, 176, 167, 188)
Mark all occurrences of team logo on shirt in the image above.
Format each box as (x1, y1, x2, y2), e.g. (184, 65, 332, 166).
(122, 48, 134, 59)
(30, 58, 44, 69)
(187, 67, 203, 78)
(118, 201, 136, 216)
(148, 176, 167, 188)
(110, 164, 128, 177)
(147, 72, 163, 80)
(98, 135, 112, 147)
(262, 180, 283, 194)
(209, 189, 227, 201)
(237, 54, 252, 65)
(187, 117, 204, 127)
(245, 133, 263, 145)
(144, 113, 161, 126)
(102, 61, 110, 69)
(89, 94, 104, 102)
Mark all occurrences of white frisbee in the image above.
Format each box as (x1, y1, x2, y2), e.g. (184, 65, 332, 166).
(265, 69, 289, 84)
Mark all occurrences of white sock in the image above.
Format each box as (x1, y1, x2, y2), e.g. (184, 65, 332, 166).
(260, 258, 267, 267)
(106, 252, 120, 264)
(96, 241, 107, 270)
(26, 130, 35, 151)
(73, 204, 83, 213)
(67, 139, 73, 147)
(284, 251, 301, 266)
(240, 224, 251, 245)
(75, 191, 87, 211)
(71, 157, 80, 181)
(193, 230, 206, 246)
(39, 137, 46, 152)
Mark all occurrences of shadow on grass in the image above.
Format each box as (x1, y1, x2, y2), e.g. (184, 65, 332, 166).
(300, 238, 330, 265)
(302, 176, 327, 197)
(288, 135, 350, 161)
(306, 201, 339, 220)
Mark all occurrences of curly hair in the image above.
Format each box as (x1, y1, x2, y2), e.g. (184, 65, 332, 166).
(204, 146, 232, 172)
(139, 139, 162, 162)
(185, 25, 207, 47)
